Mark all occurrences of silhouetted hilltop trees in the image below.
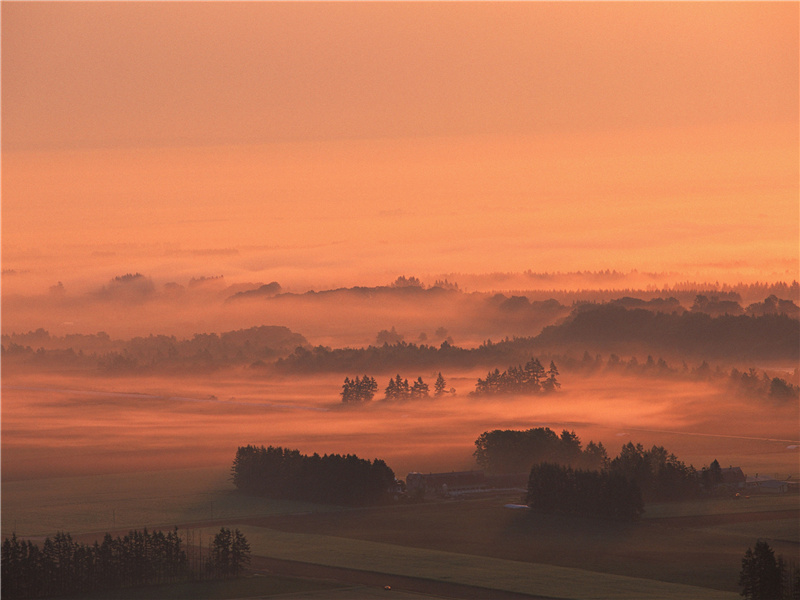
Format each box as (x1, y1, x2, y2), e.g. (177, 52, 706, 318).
(745, 294, 800, 318)
(231, 445, 396, 506)
(474, 428, 608, 474)
(224, 281, 282, 302)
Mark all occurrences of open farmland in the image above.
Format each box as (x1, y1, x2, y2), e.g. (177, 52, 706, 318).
(242, 493, 797, 596)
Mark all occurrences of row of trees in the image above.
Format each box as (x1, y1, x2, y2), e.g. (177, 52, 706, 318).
(527, 463, 644, 520)
(231, 445, 396, 505)
(473, 358, 559, 395)
(0, 527, 250, 599)
(341, 373, 451, 403)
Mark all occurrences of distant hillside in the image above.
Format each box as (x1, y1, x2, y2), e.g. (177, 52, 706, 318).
(536, 305, 799, 361)
(2, 325, 307, 373)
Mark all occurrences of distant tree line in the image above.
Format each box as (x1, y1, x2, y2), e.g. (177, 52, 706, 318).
(231, 445, 396, 506)
(536, 306, 799, 362)
(275, 311, 798, 375)
(0, 527, 249, 599)
(1, 326, 307, 373)
(472, 358, 559, 395)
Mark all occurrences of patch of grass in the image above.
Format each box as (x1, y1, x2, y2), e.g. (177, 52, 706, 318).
(61, 574, 348, 600)
(643, 494, 799, 519)
(700, 518, 799, 544)
(232, 523, 739, 600)
(2, 468, 340, 537)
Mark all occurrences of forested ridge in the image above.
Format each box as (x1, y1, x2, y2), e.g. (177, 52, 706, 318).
(3, 295, 797, 373)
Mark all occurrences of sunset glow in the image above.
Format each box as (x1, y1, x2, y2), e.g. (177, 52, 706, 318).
(1, 4, 798, 597)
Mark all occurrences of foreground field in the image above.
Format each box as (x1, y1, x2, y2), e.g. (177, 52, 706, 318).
(4, 466, 798, 599)
(233, 522, 741, 600)
(242, 493, 798, 596)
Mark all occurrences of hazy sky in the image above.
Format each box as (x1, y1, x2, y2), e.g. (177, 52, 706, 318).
(2, 2, 798, 290)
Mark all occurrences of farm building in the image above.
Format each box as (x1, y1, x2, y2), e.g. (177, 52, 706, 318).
(406, 470, 486, 496)
(745, 475, 789, 494)
(405, 470, 528, 497)
(719, 466, 746, 489)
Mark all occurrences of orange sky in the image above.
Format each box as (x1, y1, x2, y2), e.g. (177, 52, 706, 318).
(2, 2, 798, 291)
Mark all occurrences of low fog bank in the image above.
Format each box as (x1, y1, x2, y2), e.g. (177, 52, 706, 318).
(2, 271, 797, 356)
(2, 371, 798, 484)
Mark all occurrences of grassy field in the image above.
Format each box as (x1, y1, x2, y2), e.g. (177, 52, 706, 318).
(70, 573, 349, 600)
(231, 523, 739, 600)
(4, 466, 797, 599)
(1, 467, 340, 538)
(643, 494, 799, 519)
(243, 493, 798, 595)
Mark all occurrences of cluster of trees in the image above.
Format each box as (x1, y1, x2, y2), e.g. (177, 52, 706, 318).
(739, 540, 800, 599)
(527, 463, 644, 521)
(729, 368, 800, 402)
(231, 445, 396, 506)
(472, 358, 559, 396)
(206, 528, 251, 579)
(608, 442, 703, 502)
(478, 429, 720, 503)
(0, 526, 251, 600)
(341, 373, 451, 403)
(385, 374, 429, 400)
(341, 375, 379, 403)
(474, 428, 608, 474)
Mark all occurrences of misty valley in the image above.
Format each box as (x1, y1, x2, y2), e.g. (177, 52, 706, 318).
(2, 273, 799, 599)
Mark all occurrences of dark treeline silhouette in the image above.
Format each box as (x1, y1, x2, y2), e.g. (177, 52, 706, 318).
(474, 428, 608, 474)
(275, 309, 797, 374)
(728, 368, 800, 402)
(536, 306, 799, 361)
(472, 358, 559, 395)
(341, 375, 379, 403)
(527, 463, 644, 520)
(609, 442, 703, 502)
(739, 540, 800, 600)
(231, 445, 396, 506)
(479, 429, 719, 503)
(1, 527, 251, 599)
(206, 527, 251, 579)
